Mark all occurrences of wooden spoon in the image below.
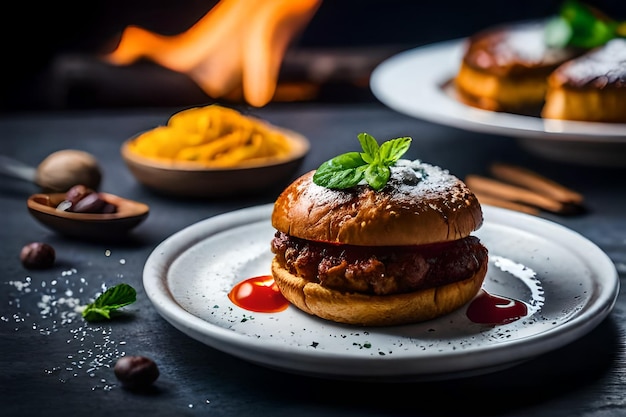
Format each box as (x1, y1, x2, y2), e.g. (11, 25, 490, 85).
(27, 192, 149, 240)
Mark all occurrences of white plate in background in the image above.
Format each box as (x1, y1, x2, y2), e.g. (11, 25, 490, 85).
(370, 39, 626, 167)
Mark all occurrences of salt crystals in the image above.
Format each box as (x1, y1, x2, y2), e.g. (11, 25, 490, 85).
(3, 266, 127, 390)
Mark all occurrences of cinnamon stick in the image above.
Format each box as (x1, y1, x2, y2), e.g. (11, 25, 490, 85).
(465, 175, 566, 213)
(489, 163, 584, 205)
(473, 192, 540, 215)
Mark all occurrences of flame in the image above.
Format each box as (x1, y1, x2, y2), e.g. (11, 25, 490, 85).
(104, 0, 322, 107)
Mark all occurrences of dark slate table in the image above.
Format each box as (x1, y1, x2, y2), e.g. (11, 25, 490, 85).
(2, 103, 625, 417)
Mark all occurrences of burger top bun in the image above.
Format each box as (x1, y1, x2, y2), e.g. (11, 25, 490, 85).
(271, 160, 483, 246)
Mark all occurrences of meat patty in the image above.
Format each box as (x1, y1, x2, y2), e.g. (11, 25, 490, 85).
(270, 231, 488, 296)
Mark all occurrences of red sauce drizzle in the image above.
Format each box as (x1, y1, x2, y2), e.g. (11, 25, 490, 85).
(228, 275, 289, 313)
(229, 277, 528, 326)
(466, 290, 528, 325)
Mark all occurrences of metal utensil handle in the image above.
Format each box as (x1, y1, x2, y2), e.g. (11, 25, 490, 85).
(0, 155, 37, 182)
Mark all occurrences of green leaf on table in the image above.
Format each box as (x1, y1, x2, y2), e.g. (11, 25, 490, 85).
(82, 283, 137, 322)
(312, 133, 411, 191)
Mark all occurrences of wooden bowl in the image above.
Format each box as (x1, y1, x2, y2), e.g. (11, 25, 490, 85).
(120, 127, 310, 198)
(27, 192, 149, 240)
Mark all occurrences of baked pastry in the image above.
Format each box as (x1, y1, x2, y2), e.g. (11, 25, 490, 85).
(270, 155, 488, 327)
(455, 21, 583, 113)
(541, 38, 626, 122)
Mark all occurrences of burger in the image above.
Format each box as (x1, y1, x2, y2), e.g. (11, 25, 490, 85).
(270, 133, 488, 326)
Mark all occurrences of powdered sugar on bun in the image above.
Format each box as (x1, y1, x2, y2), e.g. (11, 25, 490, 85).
(271, 160, 483, 246)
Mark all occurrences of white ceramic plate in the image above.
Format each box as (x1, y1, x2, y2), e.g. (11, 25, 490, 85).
(143, 204, 619, 381)
(370, 39, 626, 167)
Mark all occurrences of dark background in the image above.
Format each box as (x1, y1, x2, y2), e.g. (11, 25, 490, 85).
(2, 0, 624, 112)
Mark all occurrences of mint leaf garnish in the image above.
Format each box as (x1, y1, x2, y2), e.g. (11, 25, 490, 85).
(312, 133, 411, 191)
(545, 0, 626, 48)
(82, 283, 137, 322)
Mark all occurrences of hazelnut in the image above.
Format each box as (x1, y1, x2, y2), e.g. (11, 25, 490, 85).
(114, 355, 160, 390)
(55, 200, 73, 212)
(20, 242, 56, 269)
(35, 150, 102, 192)
(64, 184, 95, 205)
(55, 184, 118, 214)
(71, 192, 107, 213)
(101, 203, 118, 214)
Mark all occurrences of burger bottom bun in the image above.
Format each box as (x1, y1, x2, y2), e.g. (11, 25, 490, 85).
(271, 257, 488, 327)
